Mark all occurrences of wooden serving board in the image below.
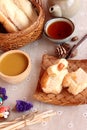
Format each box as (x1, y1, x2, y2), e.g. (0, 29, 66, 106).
(34, 54, 87, 105)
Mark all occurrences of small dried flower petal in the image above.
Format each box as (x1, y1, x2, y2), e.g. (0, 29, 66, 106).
(16, 100, 33, 112)
(0, 87, 8, 101)
(0, 87, 6, 94)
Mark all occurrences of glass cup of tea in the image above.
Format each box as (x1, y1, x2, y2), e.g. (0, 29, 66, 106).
(44, 17, 75, 43)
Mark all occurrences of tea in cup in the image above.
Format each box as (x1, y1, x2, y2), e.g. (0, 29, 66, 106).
(0, 50, 31, 84)
(44, 17, 75, 43)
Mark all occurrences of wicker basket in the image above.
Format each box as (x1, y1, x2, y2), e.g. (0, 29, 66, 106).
(0, 0, 45, 51)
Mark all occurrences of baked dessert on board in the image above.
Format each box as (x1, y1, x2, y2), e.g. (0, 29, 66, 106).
(34, 54, 87, 105)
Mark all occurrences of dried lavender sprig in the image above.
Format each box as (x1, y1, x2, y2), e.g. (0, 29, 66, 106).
(16, 100, 33, 112)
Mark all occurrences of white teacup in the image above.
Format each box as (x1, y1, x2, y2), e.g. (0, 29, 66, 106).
(44, 17, 75, 43)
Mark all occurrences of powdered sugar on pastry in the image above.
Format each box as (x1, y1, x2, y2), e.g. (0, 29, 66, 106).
(40, 59, 68, 94)
(47, 59, 68, 76)
(63, 68, 87, 95)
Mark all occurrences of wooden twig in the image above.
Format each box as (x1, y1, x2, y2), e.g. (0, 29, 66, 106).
(0, 110, 56, 130)
(66, 34, 87, 59)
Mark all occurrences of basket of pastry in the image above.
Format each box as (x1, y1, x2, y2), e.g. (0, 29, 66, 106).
(34, 54, 87, 105)
(0, 0, 45, 51)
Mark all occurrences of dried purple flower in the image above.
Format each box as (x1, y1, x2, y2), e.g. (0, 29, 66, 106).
(0, 87, 6, 94)
(0, 87, 8, 101)
(16, 100, 33, 112)
(2, 95, 8, 100)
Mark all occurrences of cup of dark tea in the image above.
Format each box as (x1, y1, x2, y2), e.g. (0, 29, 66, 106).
(44, 17, 75, 43)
